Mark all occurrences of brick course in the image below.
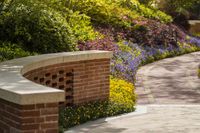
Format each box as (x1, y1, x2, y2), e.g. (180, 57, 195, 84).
(24, 59, 111, 106)
(0, 98, 59, 133)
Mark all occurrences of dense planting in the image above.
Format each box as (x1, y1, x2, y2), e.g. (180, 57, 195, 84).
(0, 0, 172, 56)
(0, 0, 97, 53)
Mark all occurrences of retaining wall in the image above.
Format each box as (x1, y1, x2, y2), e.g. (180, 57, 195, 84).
(0, 50, 112, 133)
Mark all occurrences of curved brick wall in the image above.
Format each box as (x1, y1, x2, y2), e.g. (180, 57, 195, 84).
(0, 50, 112, 133)
(24, 59, 111, 106)
(24, 64, 74, 107)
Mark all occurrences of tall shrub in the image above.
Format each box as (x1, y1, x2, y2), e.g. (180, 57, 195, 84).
(0, 0, 97, 53)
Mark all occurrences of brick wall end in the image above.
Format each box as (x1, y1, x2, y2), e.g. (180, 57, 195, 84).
(0, 51, 112, 133)
(0, 98, 59, 133)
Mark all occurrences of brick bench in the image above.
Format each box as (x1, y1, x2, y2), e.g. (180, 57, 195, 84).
(0, 50, 112, 133)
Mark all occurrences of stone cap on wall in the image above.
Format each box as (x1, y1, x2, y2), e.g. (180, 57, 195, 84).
(0, 50, 113, 105)
(188, 20, 200, 25)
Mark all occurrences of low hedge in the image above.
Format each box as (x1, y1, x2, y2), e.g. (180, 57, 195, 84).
(59, 77, 136, 132)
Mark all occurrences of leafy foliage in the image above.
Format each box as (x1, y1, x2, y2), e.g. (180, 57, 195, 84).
(59, 77, 136, 131)
(130, 19, 186, 47)
(79, 19, 186, 54)
(118, 0, 172, 23)
(63, 0, 171, 29)
(78, 33, 119, 52)
(0, 0, 175, 56)
(64, 0, 139, 28)
(138, 0, 156, 6)
(0, 41, 34, 61)
(0, 0, 97, 53)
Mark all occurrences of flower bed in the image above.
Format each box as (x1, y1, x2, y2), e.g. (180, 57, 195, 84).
(112, 39, 200, 83)
(59, 77, 136, 132)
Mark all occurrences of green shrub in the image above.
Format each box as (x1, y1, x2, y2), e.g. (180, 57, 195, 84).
(59, 77, 136, 131)
(118, 0, 172, 23)
(0, 0, 97, 53)
(61, 0, 171, 29)
(138, 0, 156, 6)
(63, 0, 139, 28)
(0, 42, 34, 62)
(137, 5, 172, 23)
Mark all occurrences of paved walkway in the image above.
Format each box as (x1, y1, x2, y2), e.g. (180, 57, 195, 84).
(65, 52, 200, 133)
(136, 52, 200, 104)
(66, 105, 200, 133)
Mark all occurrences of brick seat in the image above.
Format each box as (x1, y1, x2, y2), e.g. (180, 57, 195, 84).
(0, 50, 112, 133)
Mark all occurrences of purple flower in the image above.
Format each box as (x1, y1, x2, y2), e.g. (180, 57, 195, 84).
(189, 37, 200, 47)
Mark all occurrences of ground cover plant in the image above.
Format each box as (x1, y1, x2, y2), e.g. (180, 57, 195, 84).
(59, 77, 136, 132)
(1, 0, 200, 132)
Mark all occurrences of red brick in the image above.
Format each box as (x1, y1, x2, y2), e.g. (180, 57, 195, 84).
(21, 105, 36, 110)
(45, 129, 58, 133)
(6, 106, 20, 115)
(1, 110, 21, 122)
(35, 117, 45, 123)
(36, 104, 45, 109)
(0, 99, 60, 133)
(40, 123, 58, 129)
(0, 121, 9, 130)
(45, 115, 58, 122)
(22, 130, 36, 133)
(21, 117, 35, 124)
(21, 123, 39, 130)
(3, 117, 20, 128)
(36, 130, 45, 133)
(40, 108, 58, 116)
(45, 103, 58, 108)
(21, 110, 40, 117)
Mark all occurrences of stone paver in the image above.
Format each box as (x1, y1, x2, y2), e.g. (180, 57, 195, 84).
(136, 52, 200, 104)
(65, 52, 200, 133)
(65, 105, 200, 133)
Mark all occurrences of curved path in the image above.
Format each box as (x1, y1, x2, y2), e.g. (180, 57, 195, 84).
(65, 52, 200, 133)
(136, 52, 200, 104)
